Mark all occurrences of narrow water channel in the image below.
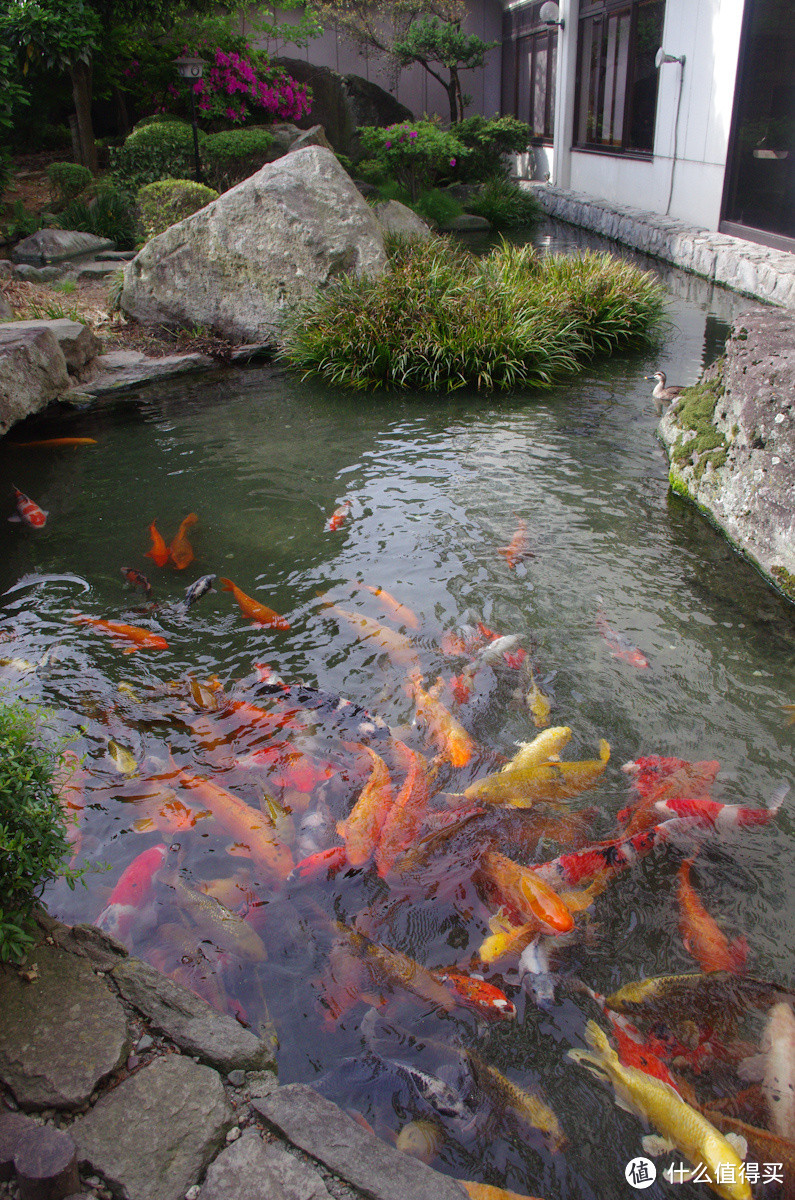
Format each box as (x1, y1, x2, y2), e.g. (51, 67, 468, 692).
(1, 220, 793, 1199)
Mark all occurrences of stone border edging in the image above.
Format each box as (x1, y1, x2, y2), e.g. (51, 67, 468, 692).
(525, 183, 795, 310)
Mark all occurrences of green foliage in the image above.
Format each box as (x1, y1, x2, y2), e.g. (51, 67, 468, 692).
(47, 161, 93, 207)
(377, 180, 462, 227)
(393, 15, 497, 121)
(2, 0, 101, 72)
(132, 114, 189, 130)
(112, 121, 206, 192)
(57, 182, 136, 249)
(464, 177, 543, 229)
(137, 177, 219, 240)
(452, 115, 531, 181)
(202, 128, 274, 191)
(282, 241, 665, 393)
(0, 150, 12, 201)
(1, 201, 46, 242)
(0, 41, 29, 136)
(358, 120, 467, 201)
(0, 701, 80, 962)
(27, 300, 86, 322)
(107, 265, 125, 313)
(353, 158, 386, 185)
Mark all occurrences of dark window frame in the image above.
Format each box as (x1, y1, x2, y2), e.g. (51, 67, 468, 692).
(502, 4, 557, 145)
(573, 0, 664, 158)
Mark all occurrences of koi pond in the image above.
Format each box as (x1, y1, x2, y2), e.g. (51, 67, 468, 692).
(1, 220, 794, 1200)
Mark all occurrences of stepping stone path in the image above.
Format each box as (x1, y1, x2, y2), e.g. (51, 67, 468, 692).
(0, 918, 475, 1200)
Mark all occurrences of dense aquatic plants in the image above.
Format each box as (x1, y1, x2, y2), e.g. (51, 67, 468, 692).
(0, 701, 81, 962)
(282, 240, 665, 393)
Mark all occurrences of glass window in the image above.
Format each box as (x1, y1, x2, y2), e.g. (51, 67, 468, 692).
(574, 0, 665, 155)
(502, 4, 557, 143)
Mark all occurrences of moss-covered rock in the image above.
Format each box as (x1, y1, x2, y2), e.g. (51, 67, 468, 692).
(669, 361, 728, 480)
(137, 179, 219, 241)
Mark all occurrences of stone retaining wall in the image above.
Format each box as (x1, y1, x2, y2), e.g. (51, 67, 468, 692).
(526, 184, 795, 311)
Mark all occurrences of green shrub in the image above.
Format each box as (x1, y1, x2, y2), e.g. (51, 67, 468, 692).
(57, 182, 136, 250)
(1, 201, 45, 243)
(47, 162, 93, 208)
(0, 150, 12, 202)
(452, 115, 531, 181)
(282, 241, 665, 393)
(353, 158, 386, 185)
(377, 180, 463, 228)
(0, 701, 81, 962)
(112, 121, 207, 192)
(132, 114, 190, 131)
(202, 128, 274, 191)
(464, 176, 542, 228)
(357, 120, 468, 201)
(137, 178, 219, 240)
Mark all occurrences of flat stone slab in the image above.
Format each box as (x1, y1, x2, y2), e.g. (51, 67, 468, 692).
(0, 1112, 40, 1180)
(112, 958, 275, 1073)
(83, 350, 215, 395)
(252, 1085, 468, 1200)
(197, 1130, 332, 1200)
(72, 1055, 233, 1200)
(12, 230, 115, 267)
(0, 320, 99, 373)
(440, 214, 491, 232)
(74, 262, 122, 280)
(0, 943, 130, 1110)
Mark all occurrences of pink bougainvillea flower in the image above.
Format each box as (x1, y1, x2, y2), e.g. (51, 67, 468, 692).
(449, 158, 456, 166)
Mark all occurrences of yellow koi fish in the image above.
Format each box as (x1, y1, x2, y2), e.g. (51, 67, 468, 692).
(163, 871, 267, 963)
(568, 1021, 750, 1200)
(465, 739, 610, 806)
(325, 605, 421, 671)
(458, 1183, 546, 1200)
(408, 672, 475, 768)
(108, 739, 138, 776)
(501, 727, 572, 772)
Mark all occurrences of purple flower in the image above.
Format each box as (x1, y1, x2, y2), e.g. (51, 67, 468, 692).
(385, 141, 392, 149)
(409, 131, 418, 138)
(449, 158, 456, 167)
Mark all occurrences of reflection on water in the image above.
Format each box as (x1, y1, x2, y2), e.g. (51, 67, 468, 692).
(0, 219, 793, 1199)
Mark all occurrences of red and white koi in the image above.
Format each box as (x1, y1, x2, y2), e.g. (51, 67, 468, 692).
(430, 970, 516, 1020)
(95, 843, 168, 942)
(596, 608, 650, 669)
(9, 486, 48, 528)
(531, 818, 696, 888)
(654, 783, 788, 831)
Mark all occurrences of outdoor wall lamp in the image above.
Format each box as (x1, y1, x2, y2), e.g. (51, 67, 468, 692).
(174, 55, 206, 184)
(655, 49, 686, 68)
(539, 2, 565, 29)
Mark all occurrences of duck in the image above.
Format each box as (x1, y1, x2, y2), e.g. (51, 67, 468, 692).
(646, 370, 685, 404)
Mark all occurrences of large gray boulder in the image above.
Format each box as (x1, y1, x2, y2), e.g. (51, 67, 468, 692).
(120, 147, 388, 344)
(11, 229, 114, 267)
(372, 200, 432, 242)
(658, 308, 795, 599)
(273, 59, 413, 154)
(0, 319, 99, 373)
(0, 326, 70, 435)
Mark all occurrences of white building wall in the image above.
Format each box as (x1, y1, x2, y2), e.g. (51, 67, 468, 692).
(562, 0, 745, 230)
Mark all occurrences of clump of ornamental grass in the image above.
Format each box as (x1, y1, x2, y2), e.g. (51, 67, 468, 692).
(464, 176, 543, 228)
(0, 701, 83, 962)
(281, 239, 665, 393)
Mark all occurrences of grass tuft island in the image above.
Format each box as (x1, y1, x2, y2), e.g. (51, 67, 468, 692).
(281, 236, 666, 392)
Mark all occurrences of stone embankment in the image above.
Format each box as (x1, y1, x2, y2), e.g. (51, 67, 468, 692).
(0, 913, 474, 1200)
(529, 184, 795, 311)
(657, 308, 795, 599)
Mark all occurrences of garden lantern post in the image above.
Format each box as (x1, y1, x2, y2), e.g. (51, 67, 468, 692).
(174, 56, 206, 183)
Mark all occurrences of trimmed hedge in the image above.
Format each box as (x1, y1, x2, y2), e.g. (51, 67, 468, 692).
(112, 122, 207, 192)
(202, 128, 275, 191)
(137, 178, 220, 240)
(47, 162, 93, 207)
(452, 115, 531, 181)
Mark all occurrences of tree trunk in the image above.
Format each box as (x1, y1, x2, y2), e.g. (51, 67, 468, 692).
(69, 60, 98, 172)
(114, 85, 131, 138)
(445, 79, 458, 125)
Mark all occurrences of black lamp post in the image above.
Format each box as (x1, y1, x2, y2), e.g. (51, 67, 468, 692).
(174, 55, 206, 183)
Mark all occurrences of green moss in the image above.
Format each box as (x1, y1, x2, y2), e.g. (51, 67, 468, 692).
(771, 565, 795, 601)
(669, 364, 728, 476)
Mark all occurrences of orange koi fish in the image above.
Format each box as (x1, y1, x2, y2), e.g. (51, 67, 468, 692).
(407, 672, 475, 768)
(237, 740, 336, 793)
(178, 769, 294, 881)
(478, 850, 575, 933)
(458, 1183, 545, 1200)
(352, 582, 420, 630)
(463, 739, 610, 807)
(220, 578, 290, 630)
(120, 567, 152, 597)
(168, 512, 198, 570)
(595, 608, 650, 668)
(430, 971, 516, 1021)
(498, 519, 532, 569)
(330, 923, 456, 1015)
(145, 520, 171, 567)
(677, 858, 747, 974)
(9, 486, 47, 528)
(10, 437, 97, 448)
(72, 614, 168, 653)
(326, 605, 420, 671)
(337, 745, 394, 867)
(326, 500, 351, 531)
(376, 744, 430, 878)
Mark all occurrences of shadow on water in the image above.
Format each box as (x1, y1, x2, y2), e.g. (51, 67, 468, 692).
(0, 217, 792, 1200)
